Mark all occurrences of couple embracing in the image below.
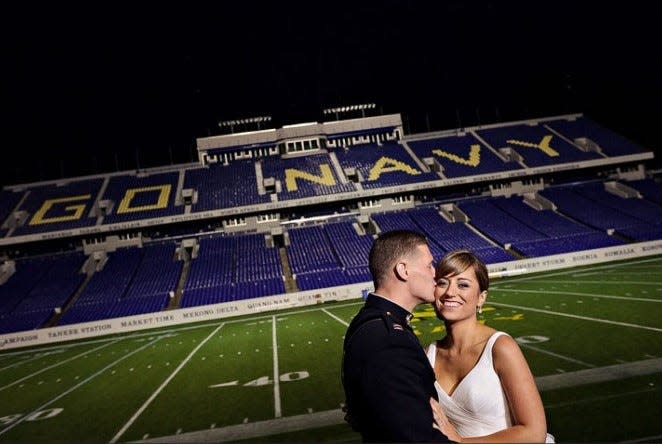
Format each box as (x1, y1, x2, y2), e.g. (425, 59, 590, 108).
(342, 230, 553, 443)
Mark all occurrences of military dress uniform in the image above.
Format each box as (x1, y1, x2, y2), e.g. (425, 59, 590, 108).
(342, 294, 450, 443)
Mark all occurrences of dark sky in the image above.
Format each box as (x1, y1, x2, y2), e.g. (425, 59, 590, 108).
(1, 1, 660, 186)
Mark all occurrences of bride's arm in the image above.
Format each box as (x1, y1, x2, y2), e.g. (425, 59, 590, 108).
(468, 334, 548, 443)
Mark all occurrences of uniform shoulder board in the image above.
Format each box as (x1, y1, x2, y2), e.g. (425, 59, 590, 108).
(383, 311, 407, 333)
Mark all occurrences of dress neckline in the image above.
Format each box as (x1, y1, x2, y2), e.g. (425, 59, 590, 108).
(432, 331, 505, 398)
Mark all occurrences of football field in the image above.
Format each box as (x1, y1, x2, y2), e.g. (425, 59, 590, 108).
(1, 255, 661, 443)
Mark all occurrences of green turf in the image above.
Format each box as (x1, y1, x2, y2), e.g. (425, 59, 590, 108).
(0, 255, 660, 443)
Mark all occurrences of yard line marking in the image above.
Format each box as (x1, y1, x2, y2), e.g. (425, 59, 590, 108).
(488, 301, 662, 332)
(573, 269, 662, 277)
(0, 332, 176, 359)
(513, 279, 660, 286)
(272, 316, 282, 418)
(583, 270, 661, 275)
(135, 408, 346, 443)
(0, 354, 42, 373)
(519, 344, 595, 368)
(322, 309, 349, 326)
(110, 323, 225, 444)
(495, 288, 661, 303)
(0, 338, 122, 392)
(0, 337, 121, 357)
(545, 387, 656, 409)
(0, 336, 162, 437)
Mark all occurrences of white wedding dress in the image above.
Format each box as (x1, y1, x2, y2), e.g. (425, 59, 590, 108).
(427, 332, 554, 443)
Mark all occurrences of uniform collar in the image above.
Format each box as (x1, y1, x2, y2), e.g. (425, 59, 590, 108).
(367, 293, 414, 325)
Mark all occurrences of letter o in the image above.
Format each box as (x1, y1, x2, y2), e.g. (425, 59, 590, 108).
(279, 371, 310, 382)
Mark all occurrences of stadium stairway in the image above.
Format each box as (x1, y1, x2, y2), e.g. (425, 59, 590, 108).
(165, 255, 191, 310)
(279, 246, 298, 293)
(167, 252, 191, 310)
(45, 264, 96, 327)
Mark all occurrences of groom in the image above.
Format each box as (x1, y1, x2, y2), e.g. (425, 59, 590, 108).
(342, 229, 450, 442)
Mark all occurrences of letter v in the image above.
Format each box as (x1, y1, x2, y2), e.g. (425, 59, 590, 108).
(432, 144, 481, 166)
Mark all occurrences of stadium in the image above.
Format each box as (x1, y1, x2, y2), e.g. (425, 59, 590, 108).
(1, 2, 661, 443)
(1, 108, 661, 442)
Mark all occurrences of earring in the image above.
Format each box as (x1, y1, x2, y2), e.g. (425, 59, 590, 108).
(478, 306, 483, 314)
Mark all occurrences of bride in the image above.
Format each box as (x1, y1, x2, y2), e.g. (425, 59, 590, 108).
(428, 249, 554, 443)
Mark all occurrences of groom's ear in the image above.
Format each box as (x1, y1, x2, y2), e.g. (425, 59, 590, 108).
(394, 262, 407, 281)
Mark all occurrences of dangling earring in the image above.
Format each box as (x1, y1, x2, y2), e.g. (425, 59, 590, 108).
(478, 306, 483, 314)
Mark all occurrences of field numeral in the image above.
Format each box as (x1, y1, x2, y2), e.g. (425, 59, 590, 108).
(0, 408, 63, 425)
(210, 371, 310, 388)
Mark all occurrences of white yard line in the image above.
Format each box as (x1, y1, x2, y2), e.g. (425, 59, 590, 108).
(519, 344, 596, 368)
(488, 301, 662, 332)
(0, 336, 163, 437)
(133, 409, 346, 443)
(545, 387, 656, 408)
(322, 309, 349, 326)
(110, 323, 225, 444)
(535, 358, 662, 391)
(495, 288, 661, 303)
(0, 335, 138, 357)
(0, 338, 122, 392)
(513, 279, 660, 286)
(272, 316, 282, 419)
(0, 354, 40, 372)
(574, 270, 661, 277)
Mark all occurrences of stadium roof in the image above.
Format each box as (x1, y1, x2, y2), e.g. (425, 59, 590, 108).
(1, 1, 659, 186)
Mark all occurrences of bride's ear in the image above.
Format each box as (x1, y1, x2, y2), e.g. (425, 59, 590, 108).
(479, 290, 488, 305)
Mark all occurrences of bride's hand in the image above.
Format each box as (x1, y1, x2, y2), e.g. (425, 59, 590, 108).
(430, 398, 462, 442)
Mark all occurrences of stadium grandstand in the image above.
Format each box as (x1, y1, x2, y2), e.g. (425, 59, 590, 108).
(0, 110, 660, 344)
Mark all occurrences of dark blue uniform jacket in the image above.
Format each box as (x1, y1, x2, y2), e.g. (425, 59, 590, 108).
(342, 294, 451, 442)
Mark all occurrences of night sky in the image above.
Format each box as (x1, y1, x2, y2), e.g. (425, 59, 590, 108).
(1, 1, 660, 186)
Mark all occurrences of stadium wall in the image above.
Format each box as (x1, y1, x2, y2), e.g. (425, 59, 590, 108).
(1, 239, 661, 351)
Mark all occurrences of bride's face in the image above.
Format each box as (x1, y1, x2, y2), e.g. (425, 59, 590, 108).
(433, 266, 486, 322)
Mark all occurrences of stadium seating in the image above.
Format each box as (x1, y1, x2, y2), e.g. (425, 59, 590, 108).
(475, 124, 603, 168)
(57, 248, 143, 324)
(260, 153, 356, 199)
(333, 142, 439, 189)
(0, 253, 86, 333)
(0, 189, 24, 235)
(102, 172, 183, 224)
(627, 178, 662, 205)
(10, 178, 104, 236)
(540, 185, 653, 233)
(288, 220, 373, 291)
(545, 115, 650, 157)
(121, 242, 182, 302)
(406, 134, 522, 177)
(181, 232, 285, 307)
(0, 114, 660, 334)
(183, 161, 271, 211)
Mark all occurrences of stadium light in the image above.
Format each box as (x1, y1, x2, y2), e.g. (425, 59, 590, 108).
(218, 115, 272, 133)
(323, 103, 376, 120)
